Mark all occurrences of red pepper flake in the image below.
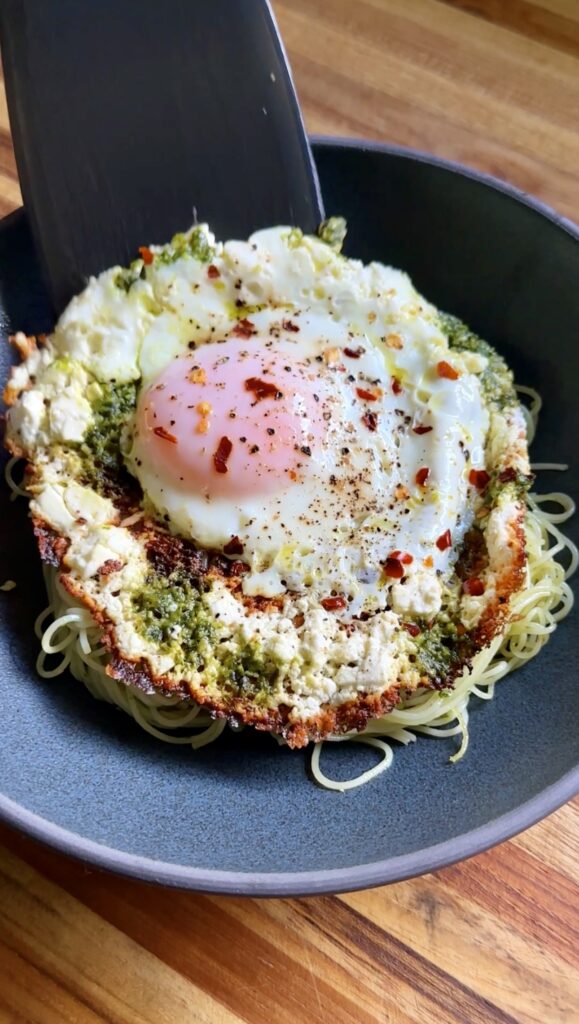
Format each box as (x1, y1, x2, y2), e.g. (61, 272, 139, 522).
(356, 387, 381, 401)
(207, 264, 220, 279)
(153, 425, 177, 444)
(321, 595, 348, 612)
(138, 246, 154, 265)
(362, 411, 378, 432)
(282, 319, 299, 332)
(244, 377, 283, 402)
(416, 467, 430, 487)
(469, 468, 491, 490)
(391, 376, 403, 395)
(389, 550, 413, 565)
(436, 529, 452, 551)
(437, 360, 459, 380)
(499, 466, 517, 483)
(344, 346, 365, 359)
(232, 317, 256, 338)
(98, 558, 123, 577)
(229, 560, 249, 576)
(412, 424, 433, 435)
(384, 557, 405, 579)
(402, 622, 421, 637)
(213, 436, 233, 474)
(223, 535, 244, 556)
(463, 578, 485, 596)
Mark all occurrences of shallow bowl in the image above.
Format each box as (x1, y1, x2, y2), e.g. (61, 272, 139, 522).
(0, 139, 577, 895)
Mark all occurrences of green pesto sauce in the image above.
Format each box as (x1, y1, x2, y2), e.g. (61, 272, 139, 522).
(114, 264, 144, 293)
(221, 642, 279, 704)
(114, 228, 214, 292)
(286, 227, 303, 249)
(132, 570, 278, 699)
(318, 216, 347, 252)
(440, 312, 532, 502)
(483, 471, 532, 510)
(414, 620, 467, 686)
(156, 228, 214, 266)
(80, 381, 137, 491)
(132, 570, 216, 668)
(440, 312, 517, 410)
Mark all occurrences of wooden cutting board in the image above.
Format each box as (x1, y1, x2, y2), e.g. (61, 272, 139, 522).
(0, 2, 578, 1021)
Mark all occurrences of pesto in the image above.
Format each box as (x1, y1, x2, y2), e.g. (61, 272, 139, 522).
(132, 569, 216, 667)
(113, 228, 214, 292)
(132, 570, 278, 698)
(114, 262, 145, 293)
(157, 228, 214, 266)
(222, 642, 279, 703)
(318, 216, 347, 252)
(286, 227, 303, 249)
(440, 312, 517, 410)
(414, 621, 467, 685)
(483, 468, 532, 510)
(80, 381, 137, 491)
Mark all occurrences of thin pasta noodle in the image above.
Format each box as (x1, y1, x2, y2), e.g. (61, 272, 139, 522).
(4, 456, 28, 500)
(516, 385, 542, 443)
(310, 737, 394, 792)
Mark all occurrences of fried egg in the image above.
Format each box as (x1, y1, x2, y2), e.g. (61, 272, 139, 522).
(128, 305, 488, 615)
(4, 223, 530, 747)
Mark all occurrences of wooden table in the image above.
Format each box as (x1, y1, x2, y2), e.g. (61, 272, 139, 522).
(1, 2, 578, 1021)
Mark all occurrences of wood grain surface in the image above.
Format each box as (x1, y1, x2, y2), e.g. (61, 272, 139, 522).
(0, 2, 578, 1022)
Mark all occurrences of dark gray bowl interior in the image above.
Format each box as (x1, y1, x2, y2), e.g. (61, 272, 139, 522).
(0, 140, 577, 895)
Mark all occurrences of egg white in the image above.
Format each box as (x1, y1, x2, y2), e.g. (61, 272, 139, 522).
(120, 234, 489, 614)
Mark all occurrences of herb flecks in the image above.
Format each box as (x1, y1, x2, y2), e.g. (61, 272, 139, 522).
(222, 642, 279, 703)
(415, 621, 473, 686)
(440, 312, 517, 410)
(132, 569, 216, 668)
(157, 227, 214, 266)
(79, 381, 137, 493)
(114, 228, 215, 292)
(318, 216, 347, 252)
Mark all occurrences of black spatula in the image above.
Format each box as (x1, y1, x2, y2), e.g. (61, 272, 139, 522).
(0, 0, 324, 313)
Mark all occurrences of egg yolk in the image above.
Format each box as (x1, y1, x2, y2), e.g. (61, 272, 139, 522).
(136, 338, 328, 498)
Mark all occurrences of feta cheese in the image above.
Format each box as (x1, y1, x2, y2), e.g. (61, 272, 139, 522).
(390, 571, 442, 618)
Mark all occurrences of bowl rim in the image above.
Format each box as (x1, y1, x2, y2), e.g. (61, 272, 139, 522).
(1, 136, 578, 896)
(312, 134, 579, 240)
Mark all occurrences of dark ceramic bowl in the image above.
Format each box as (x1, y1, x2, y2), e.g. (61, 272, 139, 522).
(1, 139, 578, 895)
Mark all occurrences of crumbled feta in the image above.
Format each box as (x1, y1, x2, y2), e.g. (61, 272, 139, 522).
(54, 269, 156, 382)
(390, 571, 442, 618)
(48, 393, 93, 443)
(8, 389, 46, 449)
(65, 525, 144, 580)
(242, 568, 285, 598)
